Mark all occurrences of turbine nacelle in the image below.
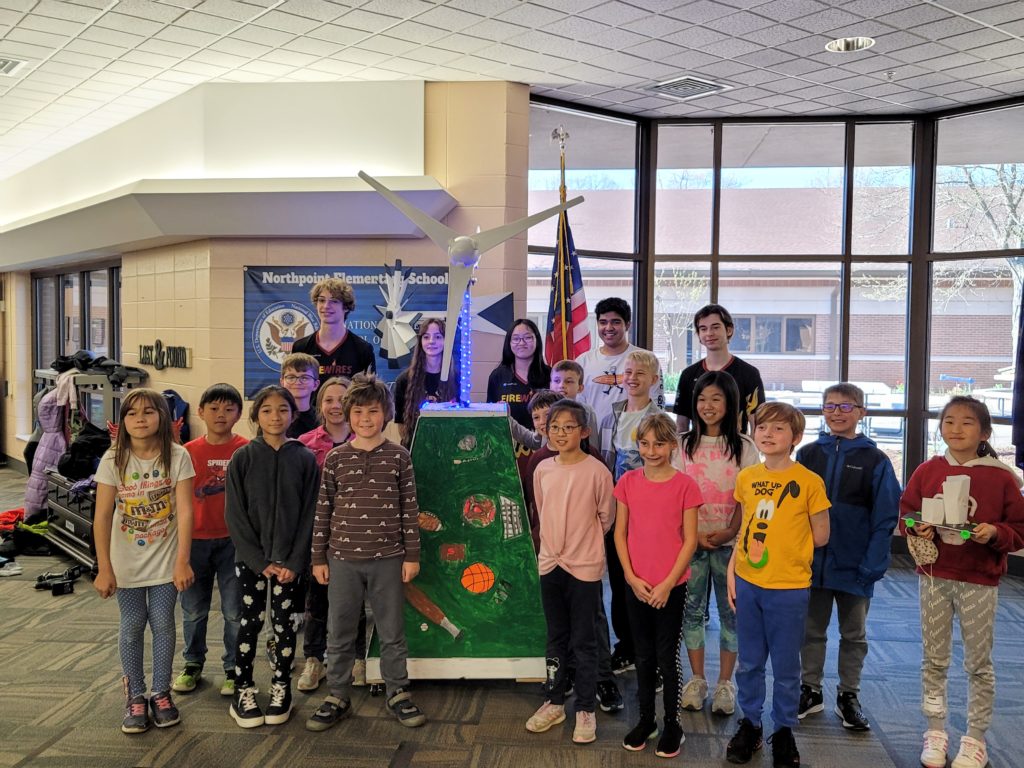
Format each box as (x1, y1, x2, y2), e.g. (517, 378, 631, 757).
(449, 237, 481, 269)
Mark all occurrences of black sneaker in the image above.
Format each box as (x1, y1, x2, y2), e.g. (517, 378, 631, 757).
(306, 695, 352, 732)
(622, 718, 658, 751)
(611, 650, 635, 674)
(655, 719, 685, 759)
(834, 692, 870, 731)
(149, 691, 181, 728)
(230, 686, 265, 728)
(387, 687, 426, 727)
(768, 726, 800, 768)
(265, 682, 292, 725)
(797, 684, 823, 719)
(726, 718, 763, 764)
(597, 680, 624, 712)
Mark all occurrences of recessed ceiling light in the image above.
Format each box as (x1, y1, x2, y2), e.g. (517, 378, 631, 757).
(825, 36, 875, 53)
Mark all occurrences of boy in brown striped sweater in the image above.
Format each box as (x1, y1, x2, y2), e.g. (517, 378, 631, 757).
(305, 373, 426, 731)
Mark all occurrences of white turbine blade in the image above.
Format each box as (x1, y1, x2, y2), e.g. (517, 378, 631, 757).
(440, 261, 475, 383)
(358, 171, 458, 252)
(472, 196, 583, 255)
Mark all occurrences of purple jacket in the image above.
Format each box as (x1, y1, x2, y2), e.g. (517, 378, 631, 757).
(24, 389, 67, 512)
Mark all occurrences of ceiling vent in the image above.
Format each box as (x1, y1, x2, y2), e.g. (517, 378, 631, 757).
(0, 57, 27, 77)
(648, 74, 731, 101)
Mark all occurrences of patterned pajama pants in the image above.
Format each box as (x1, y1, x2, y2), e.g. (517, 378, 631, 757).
(919, 575, 998, 740)
(233, 562, 305, 690)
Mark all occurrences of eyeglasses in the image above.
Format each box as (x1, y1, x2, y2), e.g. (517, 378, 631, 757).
(822, 403, 860, 413)
(510, 335, 535, 345)
(548, 424, 580, 435)
(283, 375, 317, 385)
(315, 297, 342, 306)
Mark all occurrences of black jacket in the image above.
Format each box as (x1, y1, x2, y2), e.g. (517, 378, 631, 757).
(225, 436, 319, 575)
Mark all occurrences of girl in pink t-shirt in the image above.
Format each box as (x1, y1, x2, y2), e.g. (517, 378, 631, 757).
(613, 412, 701, 758)
(678, 371, 759, 717)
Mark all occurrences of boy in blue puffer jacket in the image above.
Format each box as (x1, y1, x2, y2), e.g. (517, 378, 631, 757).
(795, 383, 901, 732)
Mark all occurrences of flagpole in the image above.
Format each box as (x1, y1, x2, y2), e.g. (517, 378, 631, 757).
(553, 125, 569, 361)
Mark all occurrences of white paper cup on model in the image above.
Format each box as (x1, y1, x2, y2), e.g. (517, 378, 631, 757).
(921, 497, 945, 525)
(940, 476, 972, 525)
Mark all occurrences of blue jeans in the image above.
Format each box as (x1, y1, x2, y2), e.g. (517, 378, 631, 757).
(180, 537, 241, 672)
(735, 576, 809, 729)
(682, 547, 737, 653)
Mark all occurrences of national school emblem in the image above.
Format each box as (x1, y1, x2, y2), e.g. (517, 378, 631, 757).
(252, 301, 317, 371)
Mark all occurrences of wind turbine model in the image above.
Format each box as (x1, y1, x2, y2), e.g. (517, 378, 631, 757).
(358, 171, 583, 383)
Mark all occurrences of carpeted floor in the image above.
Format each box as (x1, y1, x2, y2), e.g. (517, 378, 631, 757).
(1, 467, 1021, 767)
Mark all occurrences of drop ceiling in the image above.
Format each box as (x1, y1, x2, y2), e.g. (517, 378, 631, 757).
(2, 0, 1024, 180)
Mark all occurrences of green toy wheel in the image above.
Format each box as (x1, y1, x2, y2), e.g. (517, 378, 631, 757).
(904, 516, 917, 528)
(960, 529, 971, 540)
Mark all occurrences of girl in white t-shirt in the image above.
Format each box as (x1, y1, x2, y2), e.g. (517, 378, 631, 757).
(94, 389, 195, 735)
(678, 371, 759, 717)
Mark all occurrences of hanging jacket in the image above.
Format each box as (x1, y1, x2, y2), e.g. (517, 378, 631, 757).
(796, 432, 902, 597)
(23, 389, 69, 513)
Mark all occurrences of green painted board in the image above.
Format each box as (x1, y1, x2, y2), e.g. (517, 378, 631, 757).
(368, 404, 546, 679)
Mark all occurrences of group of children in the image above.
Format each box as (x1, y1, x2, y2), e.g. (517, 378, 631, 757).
(90, 340, 1024, 768)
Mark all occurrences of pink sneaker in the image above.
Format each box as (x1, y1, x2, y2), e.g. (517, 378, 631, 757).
(951, 736, 987, 768)
(920, 730, 949, 768)
(525, 702, 565, 733)
(573, 710, 597, 744)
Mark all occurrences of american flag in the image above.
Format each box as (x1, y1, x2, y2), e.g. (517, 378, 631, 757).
(544, 208, 591, 364)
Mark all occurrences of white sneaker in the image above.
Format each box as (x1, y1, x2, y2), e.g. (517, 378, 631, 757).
(352, 658, 367, 686)
(920, 730, 949, 768)
(572, 710, 597, 744)
(0, 561, 23, 577)
(711, 680, 736, 715)
(951, 735, 988, 768)
(296, 657, 325, 692)
(680, 677, 708, 711)
(525, 701, 566, 733)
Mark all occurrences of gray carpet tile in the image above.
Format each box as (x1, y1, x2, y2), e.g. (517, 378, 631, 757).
(2, 469, 1022, 767)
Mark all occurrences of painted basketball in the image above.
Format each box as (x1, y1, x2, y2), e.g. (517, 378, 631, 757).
(460, 562, 495, 594)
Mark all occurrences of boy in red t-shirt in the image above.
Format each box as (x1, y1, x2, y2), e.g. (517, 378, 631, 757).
(172, 384, 249, 697)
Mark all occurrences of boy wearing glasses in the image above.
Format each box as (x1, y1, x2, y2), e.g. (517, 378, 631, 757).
(528, 400, 615, 745)
(280, 353, 322, 438)
(795, 383, 901, 731)
(292, 277, 376, 386)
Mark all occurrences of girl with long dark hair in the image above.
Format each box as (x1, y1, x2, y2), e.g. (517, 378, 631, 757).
(486, 318, 550, 429)
(393, 318, 460, 447)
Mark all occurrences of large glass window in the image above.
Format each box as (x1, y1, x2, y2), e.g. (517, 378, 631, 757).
(720, 124, 845, 256)
(656, 125, 714, 255)
(853, 123, 912, 255)
(88, 269, 110, 358)
(652, 261, 711, 399)
(34, 265, 119, 369)
(849, 262, 909, 388)
(528, 104, 637, 254)
(934, 105, 1024, 253)
(929, 258, 1015, 399)
(35, 276, 59, 370)
(717, 262, 841, 397)
(62, 274, 81, 355)
(526, 253, 635, 354)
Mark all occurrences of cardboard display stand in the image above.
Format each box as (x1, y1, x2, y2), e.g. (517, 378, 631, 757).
(367, 404, 546, 680)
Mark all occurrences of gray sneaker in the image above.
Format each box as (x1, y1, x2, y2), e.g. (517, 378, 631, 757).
(712, 680, 737, 715)
(680, 677, 708, 711)
(149, 691, 180, 728)
(121, 694, 149, 734)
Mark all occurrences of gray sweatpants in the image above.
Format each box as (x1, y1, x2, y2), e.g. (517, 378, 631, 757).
(919, 575, 998, 740)
(326, 557, 410, 700)
(801, 587, 870, 695)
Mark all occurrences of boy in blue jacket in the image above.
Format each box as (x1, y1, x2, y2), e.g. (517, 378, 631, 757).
(795, 383, 901, 732)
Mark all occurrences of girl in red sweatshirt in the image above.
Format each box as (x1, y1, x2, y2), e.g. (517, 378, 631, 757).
(900, 396, 1024, 768)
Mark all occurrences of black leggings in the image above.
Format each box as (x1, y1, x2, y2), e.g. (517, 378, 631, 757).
(626, 583, 687, 722)
(234, 561, 304, 689)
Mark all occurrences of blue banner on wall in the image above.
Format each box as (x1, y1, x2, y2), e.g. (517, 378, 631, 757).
(244, 263, 449, 397)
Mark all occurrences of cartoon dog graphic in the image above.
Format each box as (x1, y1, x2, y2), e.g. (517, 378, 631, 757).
(742, 480, 800, 569)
